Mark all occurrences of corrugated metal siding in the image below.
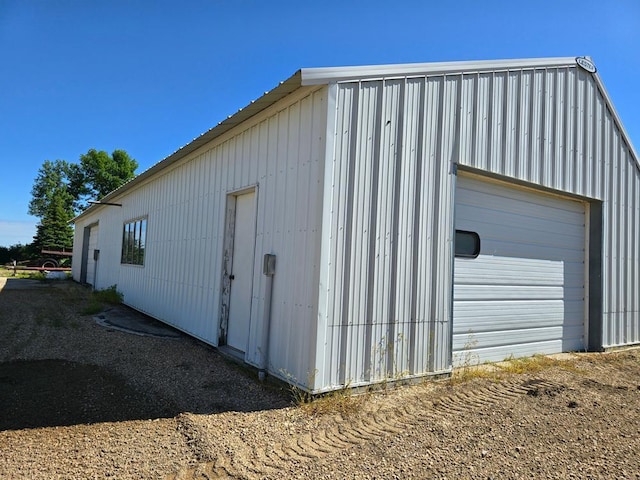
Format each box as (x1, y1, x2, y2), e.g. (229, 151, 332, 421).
(316, 77, 457, 391)
(316, 63, 639, 391)
(73, 87, 327, 387)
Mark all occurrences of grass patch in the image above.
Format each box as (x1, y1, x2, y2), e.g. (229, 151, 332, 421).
(30, 287, 83, 330)
(282, 369, 366, 417)
(596, 349, 639, 363)
(81, 285, 123, 315)
(496, 354, 579, 375)
(93, 285, 124, 304)
(35, 310, 65, 328)
(449, 335, 496, 384)
(0, 268, 45, 280)
(450, 353, 582, 385)
(450, 364, 495, 385)
(81, 301, 104, 315)
(294, 385, 367, 417)
(34, 310, 79, 329)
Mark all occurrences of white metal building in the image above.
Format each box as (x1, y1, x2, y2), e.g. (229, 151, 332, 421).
(72, 57, 640, 393)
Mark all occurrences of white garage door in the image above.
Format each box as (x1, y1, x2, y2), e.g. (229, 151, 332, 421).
(453, 175, 586, 365)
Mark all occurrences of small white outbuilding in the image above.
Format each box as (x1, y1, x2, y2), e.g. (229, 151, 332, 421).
(72, 57, 640, 392)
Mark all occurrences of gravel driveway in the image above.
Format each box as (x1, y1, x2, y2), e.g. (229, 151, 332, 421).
(1, 276, 639, 479)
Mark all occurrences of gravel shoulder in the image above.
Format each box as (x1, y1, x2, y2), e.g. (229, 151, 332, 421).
(1, 277, 639, 479)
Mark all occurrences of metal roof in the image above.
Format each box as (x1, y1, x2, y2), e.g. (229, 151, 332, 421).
(299, 57, 581, 84)
(73, 56, 638, 222)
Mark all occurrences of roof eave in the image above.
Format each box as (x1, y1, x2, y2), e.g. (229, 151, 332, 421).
(300, 56, 579, 85)
(73, 70, 304, 223)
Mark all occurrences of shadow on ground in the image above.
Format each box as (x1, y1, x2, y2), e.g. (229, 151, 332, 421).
(0, 277, 292, 431)
(0, 359, 175, 430)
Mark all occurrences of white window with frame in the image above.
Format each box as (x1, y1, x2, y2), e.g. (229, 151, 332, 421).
(121, 217, 147, 266)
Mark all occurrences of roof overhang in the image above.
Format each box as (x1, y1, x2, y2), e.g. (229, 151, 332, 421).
(74, 70, 304, 222)
(300, 57, 580, 85)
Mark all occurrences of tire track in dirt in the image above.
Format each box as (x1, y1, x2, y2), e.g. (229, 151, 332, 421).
(165, 377, 562, 480)
(429, 378, 559, 414)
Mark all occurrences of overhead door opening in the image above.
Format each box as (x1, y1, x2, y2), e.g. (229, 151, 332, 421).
(453, 174, 587, 365)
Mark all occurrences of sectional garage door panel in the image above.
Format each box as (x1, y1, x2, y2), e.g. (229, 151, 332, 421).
(453, 175, 586, 365)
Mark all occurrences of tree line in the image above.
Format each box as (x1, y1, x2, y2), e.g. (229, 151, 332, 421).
(2, 149, 137, 263)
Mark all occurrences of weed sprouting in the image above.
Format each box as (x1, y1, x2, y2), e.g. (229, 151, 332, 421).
(450, 334, 490, 384)
(93, 285, 123, 304)
(81, 302, 103, 315)
(281, 369, 367, 417)
(300, 386, 366, 417)
(497, 354, 579, 374)
(81, 285, 123, 315)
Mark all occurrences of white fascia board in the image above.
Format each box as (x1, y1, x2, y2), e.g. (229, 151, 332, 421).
(300, 57, 578, 85)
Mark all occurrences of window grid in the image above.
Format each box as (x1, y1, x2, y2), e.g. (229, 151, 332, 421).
(121, 218, 147, 265)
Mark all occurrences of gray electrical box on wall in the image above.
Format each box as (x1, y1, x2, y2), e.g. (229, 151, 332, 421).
(93, 249, 100, 261)
(263, 254, 276, 276)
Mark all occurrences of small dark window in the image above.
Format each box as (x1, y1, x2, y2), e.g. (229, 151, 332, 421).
(455, 230, 480, 258)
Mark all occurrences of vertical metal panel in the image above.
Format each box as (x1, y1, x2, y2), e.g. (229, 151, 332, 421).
(344, 80, 379, 384)
(417, 77, 443, 373)
(316, 75, 457, 391)
(393, 78, 421, 377)
(316, 62, 639, 391)
(370, 79, 401, 380)
(72, 224, 84, 281)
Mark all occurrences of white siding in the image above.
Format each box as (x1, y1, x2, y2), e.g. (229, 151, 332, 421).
(74, 87, 327, 387)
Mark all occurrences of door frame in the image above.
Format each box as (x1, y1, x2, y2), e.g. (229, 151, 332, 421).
(80, 222, 99, 284)
(219, 185, 258, 348)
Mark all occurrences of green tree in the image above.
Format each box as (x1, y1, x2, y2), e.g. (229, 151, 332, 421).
(32, 187, 74, 250)
(28, 148, 138, 251)
(0, 244, 36, 264)
(28, 159, 73, 218)
(28, 160, 75, 251)
(78, 149, 138, 202)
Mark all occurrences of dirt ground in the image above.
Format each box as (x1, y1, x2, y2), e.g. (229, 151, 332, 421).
(1, 276, 639, 479)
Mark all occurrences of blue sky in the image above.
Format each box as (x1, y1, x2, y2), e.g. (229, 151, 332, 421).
(0, 0, 639, 247)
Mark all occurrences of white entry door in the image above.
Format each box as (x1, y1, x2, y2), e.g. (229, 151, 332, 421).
(226, 191, 257, 353)
(86, 225, 99, 286)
